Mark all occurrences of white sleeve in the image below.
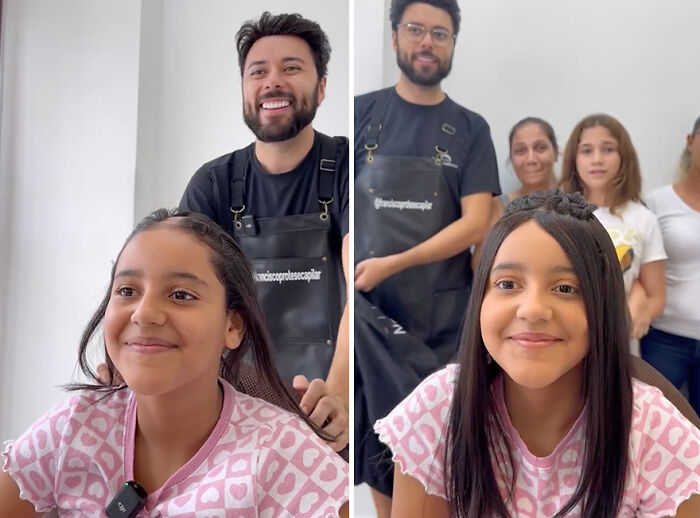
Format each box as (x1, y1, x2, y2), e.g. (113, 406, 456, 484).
(641, 210, 667, 264)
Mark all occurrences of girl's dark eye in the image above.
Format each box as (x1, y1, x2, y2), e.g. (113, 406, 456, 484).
(172, 291, 195, 301)
(116, 287, 134, 297)
(496, 280, 516, 290)
(555, 284, 578, 295)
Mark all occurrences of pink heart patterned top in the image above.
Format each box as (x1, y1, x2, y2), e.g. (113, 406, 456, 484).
(3, 380, 348, 517)
(375, 364, 700, 517)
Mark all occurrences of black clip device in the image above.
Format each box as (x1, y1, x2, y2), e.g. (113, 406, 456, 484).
(105, 481, 148, 518)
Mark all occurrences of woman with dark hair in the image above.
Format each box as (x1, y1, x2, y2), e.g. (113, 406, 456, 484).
(498, 117, 559, 210)
(473, 116, 559, 268)
(642, 116, 700, 415)
(1, 209, 348, 517)
(376, 191, 700, 517)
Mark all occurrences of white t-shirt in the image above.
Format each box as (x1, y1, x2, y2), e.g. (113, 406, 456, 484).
(594, 201, 667, 294)
(645, 185, 700, 340)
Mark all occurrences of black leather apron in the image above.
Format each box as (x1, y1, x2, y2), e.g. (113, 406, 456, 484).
(354, 291, 441, 494)
(355, 93, 471, 362)
(354, 92, 472, 494)
(230, 135, 345, 383)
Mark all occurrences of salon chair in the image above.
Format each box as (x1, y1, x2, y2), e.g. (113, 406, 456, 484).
(631, 356, 700, 428)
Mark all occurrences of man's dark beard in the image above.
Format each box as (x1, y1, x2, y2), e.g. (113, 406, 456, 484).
(396, 50, 452, 87)
(243, 90, 319, 143)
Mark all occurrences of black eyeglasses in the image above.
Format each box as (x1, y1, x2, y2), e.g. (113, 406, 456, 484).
(397, 23, 454, 47)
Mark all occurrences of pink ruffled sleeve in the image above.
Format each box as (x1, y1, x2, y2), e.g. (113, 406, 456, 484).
(374, 364, 457, 499)
(1, 398, 75, 513)
(256, 414, 349, 518)
(632, 382, 700, 517)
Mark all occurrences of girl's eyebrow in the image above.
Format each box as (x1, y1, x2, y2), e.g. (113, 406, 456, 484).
(491, 262, 576, 274)
(114, 269, 210, 287)
(580, 140, 616, 146)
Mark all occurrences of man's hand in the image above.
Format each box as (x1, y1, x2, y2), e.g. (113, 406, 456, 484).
(293, 375, 348, 452)
(354, 256, 397, 292)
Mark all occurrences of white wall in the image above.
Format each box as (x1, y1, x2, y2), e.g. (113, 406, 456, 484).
(356, 0, 700, 195)
(0, 0, 141, 440)
(134, 0, 350, 219)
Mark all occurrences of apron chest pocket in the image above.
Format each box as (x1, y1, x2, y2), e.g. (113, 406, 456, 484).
(250, 256, 333, 345)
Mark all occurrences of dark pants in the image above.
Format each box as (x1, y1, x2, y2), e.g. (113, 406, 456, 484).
(641, 326, 700, 414)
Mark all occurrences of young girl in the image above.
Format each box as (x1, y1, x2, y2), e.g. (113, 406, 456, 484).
(376, 191, 700, 517)
(560, 114, 667, 348)
(473, 117, 559, 268)
(1, 210, 348, 517)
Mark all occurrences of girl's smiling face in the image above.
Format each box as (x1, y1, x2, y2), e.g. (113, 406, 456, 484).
(480, 220, 589, 389)
(103, 223, 243, 397)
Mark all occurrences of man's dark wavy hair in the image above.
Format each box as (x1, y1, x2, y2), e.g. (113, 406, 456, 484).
(445, 190, 633, 517)
(236, 12, 331, 79)
(389, 0, 461, 36)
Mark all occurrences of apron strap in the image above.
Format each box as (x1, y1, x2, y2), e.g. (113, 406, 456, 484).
(230, 136, 337, 226)
(317, 133, 338, 219)
(317, 134, 337, 201)
(229, 148, 249, 228)
(363, 89, 393, 162)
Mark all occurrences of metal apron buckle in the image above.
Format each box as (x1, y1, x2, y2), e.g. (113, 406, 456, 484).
(433, 145, 448, 166)
(319, 198, 334, 221)
(230, 205, 246, 230)
(320, 158, 336, 172)
(365, 143, 378, 163)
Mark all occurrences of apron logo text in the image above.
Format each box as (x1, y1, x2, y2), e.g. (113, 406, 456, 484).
(373, 197, 434, 211)
(255, 269, 323, 284)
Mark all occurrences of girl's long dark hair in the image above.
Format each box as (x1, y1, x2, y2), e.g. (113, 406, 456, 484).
(67, 209, 326, 436)
(445, 191, 633, 517)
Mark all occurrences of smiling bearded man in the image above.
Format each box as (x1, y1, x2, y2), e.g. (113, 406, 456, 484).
(180, 12, 350, 450)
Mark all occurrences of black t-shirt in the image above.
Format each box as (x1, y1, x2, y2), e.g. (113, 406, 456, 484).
(354, 87, 501, 201)
(180, 131, 349, 244)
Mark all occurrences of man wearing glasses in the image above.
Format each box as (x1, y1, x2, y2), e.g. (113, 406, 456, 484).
(354, 0, 500, 515)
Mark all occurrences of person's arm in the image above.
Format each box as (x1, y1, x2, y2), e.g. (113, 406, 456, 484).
(390, 467, 450, 518)
(338, 501, 349, 518)
(325, 233, 349, 408)
(628, 260, 666, 339)
(355, 192, 492, 291)
(0, 472, 42, 518)
(667, 493, 700, 518)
